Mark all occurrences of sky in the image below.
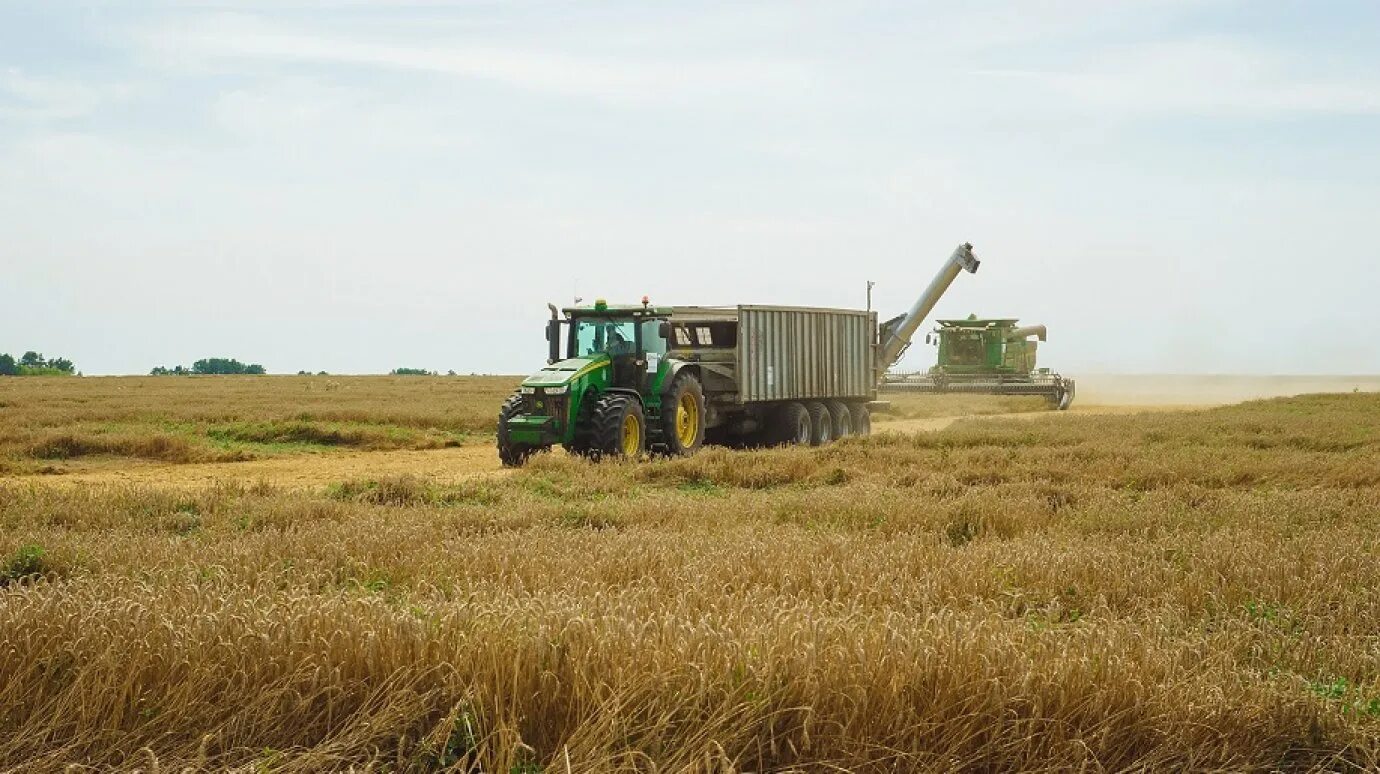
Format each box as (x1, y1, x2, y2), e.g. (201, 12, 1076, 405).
(3, 0, 1379, 376)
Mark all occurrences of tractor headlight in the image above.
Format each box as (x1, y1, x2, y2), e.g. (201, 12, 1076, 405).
(544, 385, 568, 395)
(519, 386, 536, 395)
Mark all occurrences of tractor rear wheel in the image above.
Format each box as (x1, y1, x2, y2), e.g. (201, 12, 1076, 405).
(659, 372, 705, 456)
(826, 400, 853, 438)
(497, 392, 537, 467)
(806, 402, 832, 446)
(770, 402, 812, 446)
(590, 393, 646, 460)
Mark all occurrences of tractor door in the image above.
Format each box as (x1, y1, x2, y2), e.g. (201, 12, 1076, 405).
(638, 318, 669, 394)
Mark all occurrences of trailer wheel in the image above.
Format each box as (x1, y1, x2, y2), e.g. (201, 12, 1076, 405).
(826, 401, 853, 438)
(806, 402, 832, 446)
(771, 402, 812, 446)
(497, 392, 537, 467)
(659, 372, 705, 456)
(590, 393, 646, 460)
(851, 403, 872, 437)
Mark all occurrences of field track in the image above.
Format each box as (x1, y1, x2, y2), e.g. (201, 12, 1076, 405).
(10, 403, 1195, 490)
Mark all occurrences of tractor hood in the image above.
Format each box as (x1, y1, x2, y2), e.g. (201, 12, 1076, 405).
(520, 355, 610, 388)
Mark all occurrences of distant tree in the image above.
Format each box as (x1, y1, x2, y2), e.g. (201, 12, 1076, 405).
(447, 369, 457, 376)
(2, 351, 76, 376)
(189, 358, 265, 375)
(318, 371, 329, 376)
(390, 367, 433, 376)
(150, 366, 170, 376)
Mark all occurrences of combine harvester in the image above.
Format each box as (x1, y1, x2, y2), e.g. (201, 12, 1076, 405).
(497, 243, 981, 465)
(882, 316, 1076, 409)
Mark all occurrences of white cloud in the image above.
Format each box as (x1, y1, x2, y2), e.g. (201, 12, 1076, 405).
(973, 37, 1380, 116)
(0, 68, 141, 121)
(131, 12, 811, 106)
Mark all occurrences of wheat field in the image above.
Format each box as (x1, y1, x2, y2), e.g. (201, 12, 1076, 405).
(1, 377, 1378, 770)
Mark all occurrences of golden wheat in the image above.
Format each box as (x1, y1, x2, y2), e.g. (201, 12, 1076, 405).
(0, 389, 1377, 769)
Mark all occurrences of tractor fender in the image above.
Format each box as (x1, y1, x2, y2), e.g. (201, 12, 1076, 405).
(659, 361, 701, 394)
(601, 386, 645, 406)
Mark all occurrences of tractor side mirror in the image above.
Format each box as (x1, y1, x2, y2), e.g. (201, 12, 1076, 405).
(546, 320, 561, 364)
(658, 322, 672, 339)
(925, 334, 931, 345)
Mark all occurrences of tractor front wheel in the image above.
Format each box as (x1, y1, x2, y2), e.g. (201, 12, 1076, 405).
(497, 392, 537, 467)
(590, 393, 646, 460)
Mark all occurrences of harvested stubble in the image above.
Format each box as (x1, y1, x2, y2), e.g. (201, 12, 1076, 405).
(0, 375, 517, 468)
(871, 392, 1049, 421)
(1, 393, 1379, 770)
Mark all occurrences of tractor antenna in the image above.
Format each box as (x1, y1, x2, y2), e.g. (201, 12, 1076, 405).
(866, 280, 875, 312)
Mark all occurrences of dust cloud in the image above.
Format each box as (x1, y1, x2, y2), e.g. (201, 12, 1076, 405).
(1074, 375, 1380, 407)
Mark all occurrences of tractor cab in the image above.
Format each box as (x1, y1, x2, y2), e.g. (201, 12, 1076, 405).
(547, 299, 671, 392)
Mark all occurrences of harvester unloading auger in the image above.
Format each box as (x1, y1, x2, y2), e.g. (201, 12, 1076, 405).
(881, 316, 1076, 409)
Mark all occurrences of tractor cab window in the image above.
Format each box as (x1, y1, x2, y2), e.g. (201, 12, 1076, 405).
(641, 319, 668, 356)
(572, 317, 638, 358)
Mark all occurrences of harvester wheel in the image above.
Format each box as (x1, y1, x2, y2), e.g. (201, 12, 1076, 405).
(497, 392, 537, 467)
(851, 404, 872, 437)
(659, 372, 705, 456)
(806, 402, 832, 446)
(826, 401, 852, 438)
(770, 402, 812, 446)
(590, 393, 646, 460)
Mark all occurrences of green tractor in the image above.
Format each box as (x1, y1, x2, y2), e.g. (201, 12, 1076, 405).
(497, 298, 706, 466)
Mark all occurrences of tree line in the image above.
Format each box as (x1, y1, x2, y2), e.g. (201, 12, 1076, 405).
(150, 358, 266, 376)
(0, 351, 76, 376)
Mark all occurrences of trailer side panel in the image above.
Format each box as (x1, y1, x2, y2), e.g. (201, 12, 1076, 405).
(737, 306, 876, 403)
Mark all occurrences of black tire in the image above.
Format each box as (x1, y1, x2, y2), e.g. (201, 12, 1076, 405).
(826, 400, 852, 438)
(806, 402, 832, 446)
(497, 392, 536, 467)
(770, 402, 812, 446)
(659, 372, 705, 456)
(564, 394, 596, 457)
(590, 393, 646, 460)
(851, 403, 872, 437)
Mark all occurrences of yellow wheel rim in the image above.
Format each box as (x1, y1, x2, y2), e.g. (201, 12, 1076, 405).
(675, 393, 699, 447)
(621, 413, 641, 457)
